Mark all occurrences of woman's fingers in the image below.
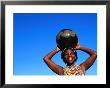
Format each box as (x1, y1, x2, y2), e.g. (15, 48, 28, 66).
(75, 43, 81, 49)
(56, 47, 60, 52)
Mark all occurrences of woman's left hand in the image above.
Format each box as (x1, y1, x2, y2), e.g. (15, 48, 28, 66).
(74, 43, 81, 49)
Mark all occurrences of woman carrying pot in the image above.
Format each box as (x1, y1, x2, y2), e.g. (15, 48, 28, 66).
(43, 29, 97, 76)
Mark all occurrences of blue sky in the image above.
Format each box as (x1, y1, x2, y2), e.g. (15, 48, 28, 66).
(13, 13, 97, 75)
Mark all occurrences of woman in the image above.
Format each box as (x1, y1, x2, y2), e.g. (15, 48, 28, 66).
(43, 43, 97, 75)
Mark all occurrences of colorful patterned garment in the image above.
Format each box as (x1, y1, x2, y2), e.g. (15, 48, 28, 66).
(63, 64, 85, 76)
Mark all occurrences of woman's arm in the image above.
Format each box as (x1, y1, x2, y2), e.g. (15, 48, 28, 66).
(75, 43, 97, 71)
(43, 47, 63, 75)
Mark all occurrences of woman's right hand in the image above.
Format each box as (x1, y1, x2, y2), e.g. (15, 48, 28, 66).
(56, 47, 60, 52)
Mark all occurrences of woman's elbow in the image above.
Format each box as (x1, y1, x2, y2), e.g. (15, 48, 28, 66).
(93, 52, 97, 58)
(43, 56, 49, 62)
(43, 57, 47, 62)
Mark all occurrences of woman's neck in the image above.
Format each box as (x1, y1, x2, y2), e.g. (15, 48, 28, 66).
(67, 63, 75, 66)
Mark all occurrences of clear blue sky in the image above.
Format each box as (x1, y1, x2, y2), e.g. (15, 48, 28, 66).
(13, 13, 97, 75)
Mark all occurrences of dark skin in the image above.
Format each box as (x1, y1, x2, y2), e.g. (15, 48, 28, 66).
(43, 43, 97, 75)
(63, 48, 77, 66)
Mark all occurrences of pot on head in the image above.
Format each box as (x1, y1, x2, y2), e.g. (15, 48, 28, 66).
(56, 29, 78, 51)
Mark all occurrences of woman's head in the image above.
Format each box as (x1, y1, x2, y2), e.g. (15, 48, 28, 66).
(61, 48, 77, 66)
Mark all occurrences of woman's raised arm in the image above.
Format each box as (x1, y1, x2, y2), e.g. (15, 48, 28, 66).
(75, 43, 97, 70)
(43, 47, 63, 75)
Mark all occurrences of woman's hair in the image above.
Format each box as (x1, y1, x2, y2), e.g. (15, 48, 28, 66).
(61, 47, 78, 64)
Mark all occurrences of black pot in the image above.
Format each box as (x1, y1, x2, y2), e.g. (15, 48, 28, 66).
(56, 29, 78, 51)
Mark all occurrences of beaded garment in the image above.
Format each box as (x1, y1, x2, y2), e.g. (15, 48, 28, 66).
(63, 64, 85, 76)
